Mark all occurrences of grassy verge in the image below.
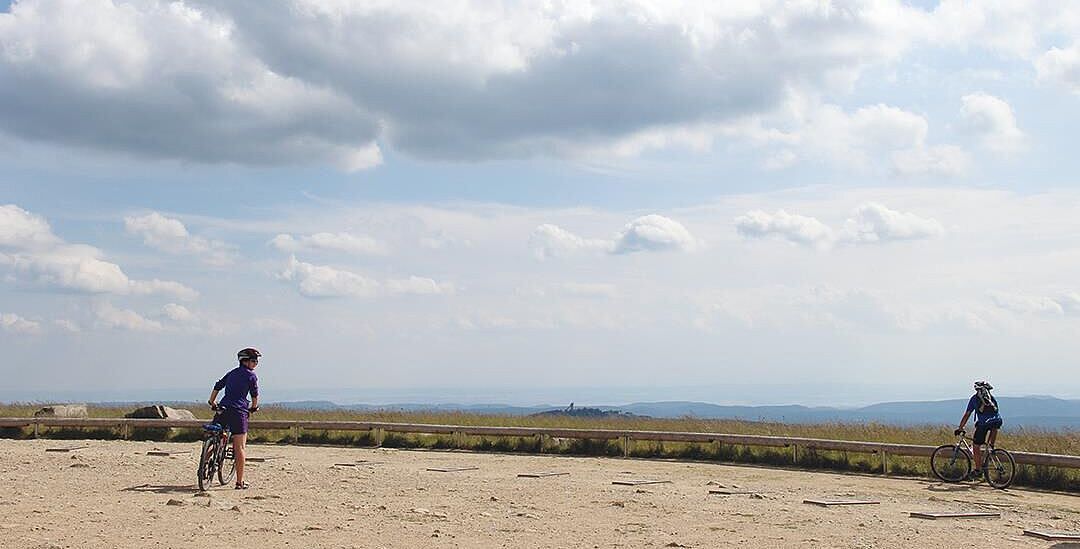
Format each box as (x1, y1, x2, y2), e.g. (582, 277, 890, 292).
(4, 403, 1079, 491)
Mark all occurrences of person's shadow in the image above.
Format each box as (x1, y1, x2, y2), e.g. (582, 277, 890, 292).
(122, 483, 199, 494)
(924, 482, 979, 492)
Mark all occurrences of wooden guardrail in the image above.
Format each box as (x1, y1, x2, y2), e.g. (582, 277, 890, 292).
(5, 417, 1080, 471)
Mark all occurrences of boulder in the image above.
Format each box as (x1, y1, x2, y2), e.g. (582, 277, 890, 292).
(124, 405, 197, 420)
(33, 405, 88, 418)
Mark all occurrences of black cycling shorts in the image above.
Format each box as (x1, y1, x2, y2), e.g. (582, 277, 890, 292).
(973, 417, 1002, 445)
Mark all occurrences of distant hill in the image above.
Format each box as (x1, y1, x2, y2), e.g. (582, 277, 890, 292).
(531, 406, 638, 419)
(273, 396, 1080, 430)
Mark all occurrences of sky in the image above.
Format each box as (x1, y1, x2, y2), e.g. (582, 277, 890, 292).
(3, 0, 1080, 406)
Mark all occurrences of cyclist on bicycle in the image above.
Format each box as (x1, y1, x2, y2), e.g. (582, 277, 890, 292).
(208, 347, 261, 489)
(955, 380, 1002, 481)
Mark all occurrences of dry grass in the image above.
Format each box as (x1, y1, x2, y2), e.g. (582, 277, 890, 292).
(4, 403, 1079, 490)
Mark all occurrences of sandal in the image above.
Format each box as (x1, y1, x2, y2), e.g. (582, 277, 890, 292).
(234, 482, 250, 490)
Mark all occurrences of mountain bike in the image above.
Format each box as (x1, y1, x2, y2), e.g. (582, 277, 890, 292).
(196, 410, 235, 491)
(930, 429, 1015, 489)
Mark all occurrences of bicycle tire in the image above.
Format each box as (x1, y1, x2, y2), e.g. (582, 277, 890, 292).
(197, 437, 217, 492)
(217, 436, 236, 485)
(984, 448, 1016, 489)
(931, 444, 971, 482)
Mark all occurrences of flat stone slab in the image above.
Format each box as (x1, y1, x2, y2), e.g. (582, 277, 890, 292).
(1023, 530, 1080, 541)
(910, 511, 1000, 519)
(146, 450, 190, 456)
(517, 472, 569, 478)
(45, 446, 88, 453)
(426, 466, 479, 473)
(804, 499, 880, 506)
(612, 479, 671, 486)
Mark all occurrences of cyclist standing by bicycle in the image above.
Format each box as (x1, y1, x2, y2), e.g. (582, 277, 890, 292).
(955, 380, 1002, 481)
(208, 347, 261, 489)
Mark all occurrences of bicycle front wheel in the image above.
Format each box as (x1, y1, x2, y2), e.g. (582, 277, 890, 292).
(197, 437, 217, 491)
(984, 448, 1016, 489)
(931, 444, 971, 482)
(217, 437, 236, 485)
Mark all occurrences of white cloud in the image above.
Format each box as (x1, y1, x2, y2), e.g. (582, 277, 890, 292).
(94, 303, 164, 332)
(385, 276, 454, 296)
(0, 0, 937, 165)
(0, 204, 59, 249)
(162, 303, 197, 323)
(1037, 43, 1080, 94)
(531, 215, 696, 259)
(278, 256, 452, 298)
(735, 209, 835, 249)
(558, 282, 618, 299)
(124, 211, 234, 265)
(840, 203, 944, 244)
(737, 203, 942, 248)
(890, 145, 971, 177)
(270, 232, 384, 255)
(612, 215, 697, 254)
(959, 93, 1026, 154)
(0, 312, 42, 334)
(0, 205, 196, 299)
(990, 291, 1066, 317)
(279, 255, 379, 298)
(53, 319, 81, 333)
(529, 224, 613, 260)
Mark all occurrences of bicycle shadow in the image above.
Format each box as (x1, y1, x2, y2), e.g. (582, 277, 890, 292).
(924, 482, 979, 492)
(1050, 544, 1080, 549)
(122, 483, 199, 494)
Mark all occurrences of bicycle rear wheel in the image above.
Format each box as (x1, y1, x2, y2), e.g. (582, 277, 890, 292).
(984, 448, 1016, 489)
(197, 437, 217, 491)
(931, 444, 971, 482)
(217, 436, 236, 485)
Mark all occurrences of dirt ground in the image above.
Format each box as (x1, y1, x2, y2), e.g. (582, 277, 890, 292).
(1, 439, 1079, 548)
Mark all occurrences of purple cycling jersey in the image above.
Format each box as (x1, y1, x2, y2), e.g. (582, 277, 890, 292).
(213, 366, 259, 411)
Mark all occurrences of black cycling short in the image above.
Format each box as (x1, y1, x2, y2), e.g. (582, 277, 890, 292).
(973, 417, 1002, 445)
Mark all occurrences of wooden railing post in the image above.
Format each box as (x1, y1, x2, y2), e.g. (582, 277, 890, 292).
(621, 435, 632, 457)
(881, 450, 888, 475)
(32, 421, 39, 439)
(290, 425, 300, 443)
(792, 444, 798, 464)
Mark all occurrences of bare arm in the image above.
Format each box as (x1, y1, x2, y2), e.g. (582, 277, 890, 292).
(207, 389, 219, 408)
(957, 409, 972, 432)
(250, 395, 259, 411)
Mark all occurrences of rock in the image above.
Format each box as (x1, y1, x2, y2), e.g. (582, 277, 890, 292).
(33, 404, 88, 418)
(230, 505, 242, 513)
(166, 499, 184, 506)
(69, 463, 89, 469)
(124, 405, 197, 420)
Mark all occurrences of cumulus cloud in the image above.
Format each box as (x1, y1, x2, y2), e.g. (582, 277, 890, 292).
(124, 212, 234, 265)
(750, 103, 970, 177)
(612, 215, 697, 254)
(735, 209, 835, 249)
(958, 93, 1026, 153)
(1036, 43, 1080, 94)
(0, 312, 41, 334)
(0, 204, 58, 249)
(0, 0, 380, 169)
(990, 291, 1080, 317)
(531, 215, 696, 259)
(529, 224, 613, 260)
(162, 303, 197, 323)
(737, 203, 943, 248)
(0, 0, 935, 165)
(278, 256, 450, 298)
(0, 205, 196, 299)
(53, 319, 81, 333)
(839, 203, 945, 244)
(270, 232, 384, 255)
(94, 303, 164, 332)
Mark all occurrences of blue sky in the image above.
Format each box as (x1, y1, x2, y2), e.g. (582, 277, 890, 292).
(3, 1, 1080, 406)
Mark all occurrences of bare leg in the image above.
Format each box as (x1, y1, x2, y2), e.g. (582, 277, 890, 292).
(988, 429, 998, 447)
(233, 433, 247, 485)
(972, 443, 983, 471)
